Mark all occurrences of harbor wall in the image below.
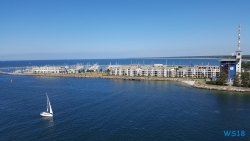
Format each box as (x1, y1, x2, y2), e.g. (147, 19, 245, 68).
(4, 72, 250, 92)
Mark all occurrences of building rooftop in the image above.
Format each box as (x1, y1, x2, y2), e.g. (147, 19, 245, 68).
(220, 59, 236, 62)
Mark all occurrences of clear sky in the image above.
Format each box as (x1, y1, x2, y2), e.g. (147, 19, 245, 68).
(0, 0, 250, 60)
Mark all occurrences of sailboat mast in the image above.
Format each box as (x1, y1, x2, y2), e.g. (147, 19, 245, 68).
(46, 93, 49, 112)
(49, 100, 53, 114)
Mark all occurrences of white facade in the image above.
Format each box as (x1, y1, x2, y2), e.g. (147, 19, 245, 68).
(109, 64, 177, 77)
(29, 63, 85, 74)
(177, 66, 220, 78)
(108, 64, 220, 78)
(30, 66, 68, 73)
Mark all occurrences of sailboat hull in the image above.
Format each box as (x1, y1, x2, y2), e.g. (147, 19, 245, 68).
(41, 93, 53, 117)
(40, 112, 53, 117)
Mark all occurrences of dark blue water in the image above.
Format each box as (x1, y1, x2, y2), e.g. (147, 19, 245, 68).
(0, 58, 220, 67)
(1, 74, 250, 140)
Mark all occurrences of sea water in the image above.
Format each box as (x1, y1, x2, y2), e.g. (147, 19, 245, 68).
(0, 59, 249, 140)
(1, 73, 250, 141)
(0, 58, 220, 67)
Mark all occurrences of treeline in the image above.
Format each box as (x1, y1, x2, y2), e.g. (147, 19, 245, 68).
(241, 62, 250, 71)
(206, 71, 250, 87)
(233, 72, 250, 87)
(238, 62, 250, 87)
(78, 69, 103, 73)
(206, 71, 228, 85)
(206, 62, 250, 87)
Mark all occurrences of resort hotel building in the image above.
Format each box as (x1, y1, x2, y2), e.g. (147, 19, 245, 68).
(107, 64, 220, 78)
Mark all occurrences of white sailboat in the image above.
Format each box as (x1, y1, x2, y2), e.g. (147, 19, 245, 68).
(40, 93, 53, 117)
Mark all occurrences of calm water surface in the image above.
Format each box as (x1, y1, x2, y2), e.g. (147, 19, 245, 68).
(0, 74, 250, 141)
(0, 58, 220, 67)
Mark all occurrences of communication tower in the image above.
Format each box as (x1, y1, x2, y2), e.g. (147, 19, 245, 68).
(235, 24, 242, 73)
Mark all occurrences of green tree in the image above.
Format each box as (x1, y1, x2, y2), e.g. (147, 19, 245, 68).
(215, 71, 228, 85)
(86, 70, 94, 72)
(242, 62, 246, 69)
(175, 68, 179, 77)
(233, 72, 241, 86)
(241, 72, 250, 87)
(220, 71, 228, 83)
(201, 73, 204, 78)
(242, 61, 250, 71)
(215, 79, 224, 85)
(106, 69, 110, 73)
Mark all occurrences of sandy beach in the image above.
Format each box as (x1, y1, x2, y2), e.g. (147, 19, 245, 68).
(181, 81, 195, 86)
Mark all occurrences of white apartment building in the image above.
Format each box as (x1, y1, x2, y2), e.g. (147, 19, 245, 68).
(108, 64, 220, 78)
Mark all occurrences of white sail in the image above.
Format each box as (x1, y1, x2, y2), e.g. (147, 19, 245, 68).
(40, 93, 53, 117)
(49, 99, 53, 114)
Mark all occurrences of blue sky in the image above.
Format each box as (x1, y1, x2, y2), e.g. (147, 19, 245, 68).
(0, 0, 250, 60)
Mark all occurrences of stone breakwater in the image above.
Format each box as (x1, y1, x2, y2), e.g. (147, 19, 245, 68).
(19, 73, 194, 82)
(5, 72, 250, 92)
(193, 83, 250, 92)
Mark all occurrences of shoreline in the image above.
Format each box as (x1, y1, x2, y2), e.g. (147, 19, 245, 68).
(3, 72, 250, 92)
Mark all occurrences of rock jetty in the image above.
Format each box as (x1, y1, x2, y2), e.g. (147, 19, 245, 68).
(3, 72, 250, 92)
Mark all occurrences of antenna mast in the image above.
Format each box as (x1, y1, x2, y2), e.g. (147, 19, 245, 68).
(238, 24, 241, 51)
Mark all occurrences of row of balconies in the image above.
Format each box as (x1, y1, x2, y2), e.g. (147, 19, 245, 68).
(110, 68, 220, 78)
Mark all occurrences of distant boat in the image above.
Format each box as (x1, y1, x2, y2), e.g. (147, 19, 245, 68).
(10, 79, 12, 83)
(40, 93, 53, 117)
